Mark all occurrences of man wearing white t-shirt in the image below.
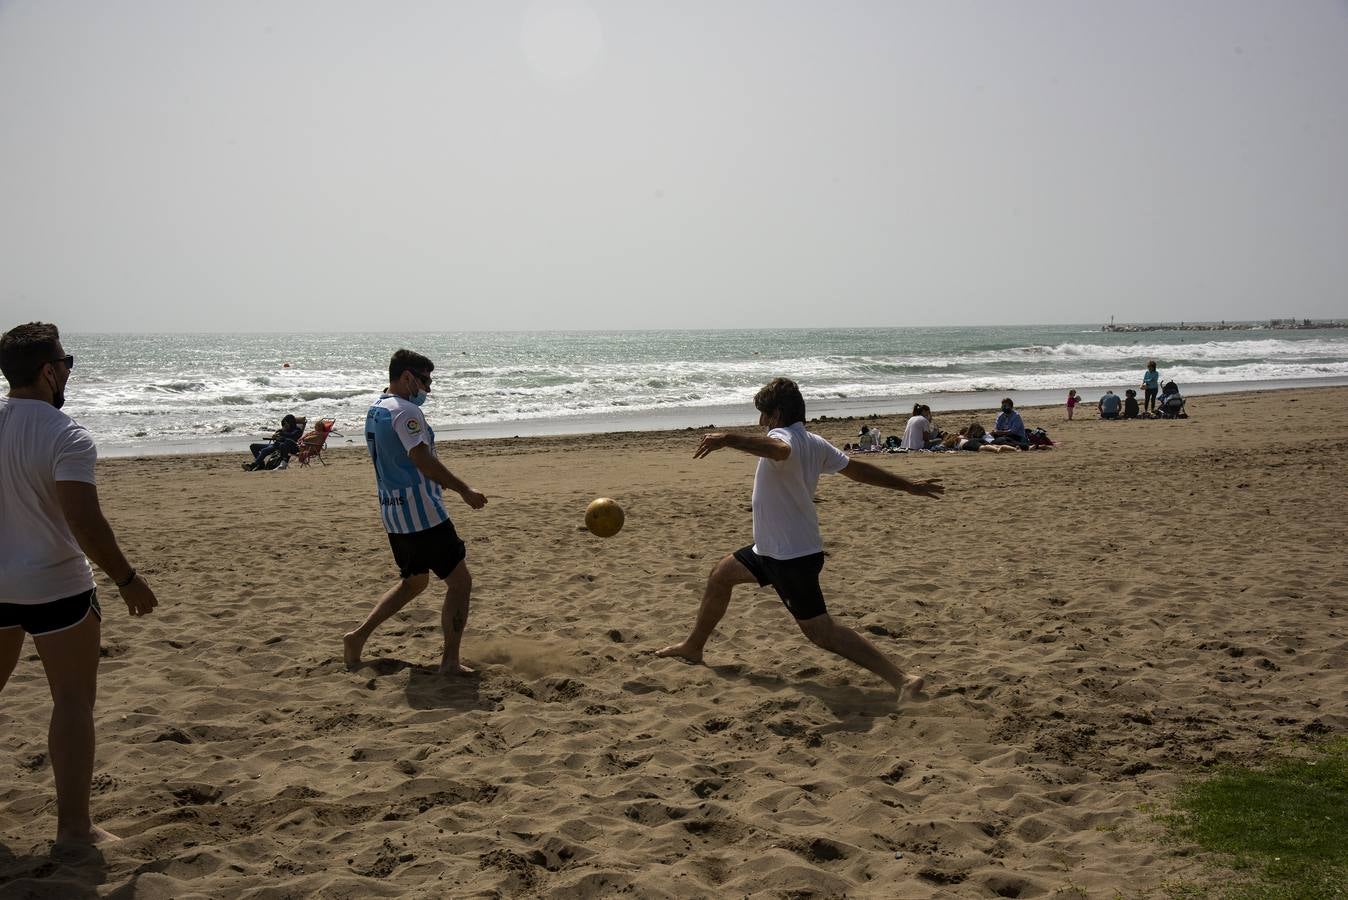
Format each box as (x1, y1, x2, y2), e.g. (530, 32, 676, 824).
(1, 322, 158, 846)
(657, 378, 943, 698)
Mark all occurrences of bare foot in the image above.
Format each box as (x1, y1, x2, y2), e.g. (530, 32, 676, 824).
(342, 631, 364, 669)
(655, 642, 703, 663)
(55, 824, 121, 847)
(437, 661, 475, 676)
(899, 673, 926, 702)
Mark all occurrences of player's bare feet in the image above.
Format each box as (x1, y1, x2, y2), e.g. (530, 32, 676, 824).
(899, 673, 926, 702)
(342, 631, 364, 669)
(655, 642, 703, 663)
(438, 661, 475, 676)
(55, 823, 120, 846)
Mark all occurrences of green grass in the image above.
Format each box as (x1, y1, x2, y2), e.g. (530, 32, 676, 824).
(1164, 737, 1348, 898)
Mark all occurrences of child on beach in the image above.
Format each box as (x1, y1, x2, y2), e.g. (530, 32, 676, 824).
(656, 378, 942, 698)
(1066, 390, 1081, 420)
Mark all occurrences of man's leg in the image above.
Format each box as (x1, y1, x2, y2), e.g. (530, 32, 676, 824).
(343, 573, 430, 668)
(796, 613, 924, 699)
(438, 561, 473, 676)
(656, 554, 758, 663)
(32, 612, 115, 844)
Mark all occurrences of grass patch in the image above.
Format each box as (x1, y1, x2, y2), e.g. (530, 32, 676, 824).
(1164, 736, 1348, 898)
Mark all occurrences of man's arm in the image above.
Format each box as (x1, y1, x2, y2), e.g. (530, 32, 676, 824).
(839, 459, 944, 499)
(55, 481, 158, 615)
(694, 432, 790, 461)
(408, 443, 487, 509)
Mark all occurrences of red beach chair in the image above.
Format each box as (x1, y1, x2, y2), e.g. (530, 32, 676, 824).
(296, 418, 340, 467)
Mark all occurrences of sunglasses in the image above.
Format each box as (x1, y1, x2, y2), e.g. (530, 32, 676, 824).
(411, 370, 432, 387)
(51, 355, 75, 370)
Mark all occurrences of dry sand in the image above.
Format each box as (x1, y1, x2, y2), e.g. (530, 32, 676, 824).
(2, 386, 1346, 898)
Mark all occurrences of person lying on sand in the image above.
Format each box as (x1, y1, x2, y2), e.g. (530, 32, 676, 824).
(656, 377, 941, 699)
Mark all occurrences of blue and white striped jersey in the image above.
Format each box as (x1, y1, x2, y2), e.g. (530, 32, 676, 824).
(365, 393, 449, 534)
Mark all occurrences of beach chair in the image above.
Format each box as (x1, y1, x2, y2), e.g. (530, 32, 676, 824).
(296, 419, 340, 467)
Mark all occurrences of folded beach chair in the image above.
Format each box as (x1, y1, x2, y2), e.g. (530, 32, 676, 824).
(296, 418, 340, 467)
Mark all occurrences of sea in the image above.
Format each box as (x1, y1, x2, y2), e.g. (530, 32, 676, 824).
(53, 325, 1348, 457)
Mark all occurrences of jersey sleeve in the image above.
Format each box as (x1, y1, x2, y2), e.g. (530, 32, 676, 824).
(53, 423, 98, 484)
(389, 404, 431, 452)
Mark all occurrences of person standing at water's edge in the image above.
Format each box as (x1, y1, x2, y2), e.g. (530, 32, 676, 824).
(0, 322, 158, 846)
(344, 349, 487, 675)
(657, 378, 942, 698)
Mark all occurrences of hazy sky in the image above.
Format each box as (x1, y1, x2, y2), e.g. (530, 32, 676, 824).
(1, 1, 1345, 332)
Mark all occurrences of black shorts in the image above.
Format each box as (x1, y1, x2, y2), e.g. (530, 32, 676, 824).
(0, 589, 101, 636)
(733, 546, 827, 621)
(387, 519, 466, 580)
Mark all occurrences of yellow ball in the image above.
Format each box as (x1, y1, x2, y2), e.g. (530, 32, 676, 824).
(585, 497, 625, 538)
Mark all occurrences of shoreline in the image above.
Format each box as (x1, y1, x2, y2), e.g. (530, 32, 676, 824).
(96, 376, 1348, 459)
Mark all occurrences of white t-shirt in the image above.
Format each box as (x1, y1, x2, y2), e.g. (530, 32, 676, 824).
(751, 422, 849, 560)
(0, 398, 98, 604)
(903, 415, 929, 450)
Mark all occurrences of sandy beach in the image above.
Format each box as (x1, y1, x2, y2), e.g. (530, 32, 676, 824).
(2, 385, 1346, 898)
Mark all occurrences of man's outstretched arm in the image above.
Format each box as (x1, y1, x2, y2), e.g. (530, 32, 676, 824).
(409, 443, 487, 509)
(839, 459, 944, 499)
(694, 432, 790, 461)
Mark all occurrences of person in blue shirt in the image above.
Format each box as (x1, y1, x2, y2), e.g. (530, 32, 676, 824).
(1141, 361, 1160, 414)
(1098, 390, 1122, 419)
(244, 414, 303, 470)
(991, 398, 1028, 448)
(343, 349, 488, 676)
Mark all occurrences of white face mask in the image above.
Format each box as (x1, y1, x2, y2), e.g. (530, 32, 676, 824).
(409, 390, 427, 407)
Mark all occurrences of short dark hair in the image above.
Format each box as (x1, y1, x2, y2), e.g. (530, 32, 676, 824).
(389, 349, 434, 382)
(1001, 397, 1014, 407)
(1, 322, 62, 388)
(753, 377, 806, 426)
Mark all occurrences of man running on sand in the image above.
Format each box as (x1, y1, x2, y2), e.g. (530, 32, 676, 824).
(657, 378, 942, 698)
(1, 322, 158, 845)
(344, 349, 487, 675)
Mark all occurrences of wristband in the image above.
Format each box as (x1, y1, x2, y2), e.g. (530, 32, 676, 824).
(115, 568, 137, 589)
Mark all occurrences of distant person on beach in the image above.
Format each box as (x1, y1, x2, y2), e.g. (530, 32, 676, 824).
(951, 422, 1017, 452)
(903, 404, 933, 450)
(343, 349, 488, 676)
(656, 378, 942, 698)
(0, 322, 158, 846)
(1123, 389, 1140, 419)
(1142, 361, 1160, 414)
(1066, 390, 1081, 420)
(244, 413, 303, 471)
(1098, 390, 1122, 420)
(991, 398, 1028, 447)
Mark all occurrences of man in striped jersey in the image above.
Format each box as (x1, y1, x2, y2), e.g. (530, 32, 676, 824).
(343, 349, 487, 675)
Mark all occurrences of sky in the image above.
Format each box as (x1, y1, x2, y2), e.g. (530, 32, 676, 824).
(0, 0, 1345, 332)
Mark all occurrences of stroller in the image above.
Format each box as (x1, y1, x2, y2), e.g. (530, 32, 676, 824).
(1156, 381, 1187, 419)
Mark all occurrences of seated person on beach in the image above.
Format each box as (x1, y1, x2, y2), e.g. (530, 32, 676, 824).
(1098, 391, 1121, 420)
(1123, 389, 1140, 419)
(854, 425, 879, 452)
(903, 404, 934, 450)
(991, 398, 1028, 448)
(300, 417, 333, 448)
(245, 414, 303, 470)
